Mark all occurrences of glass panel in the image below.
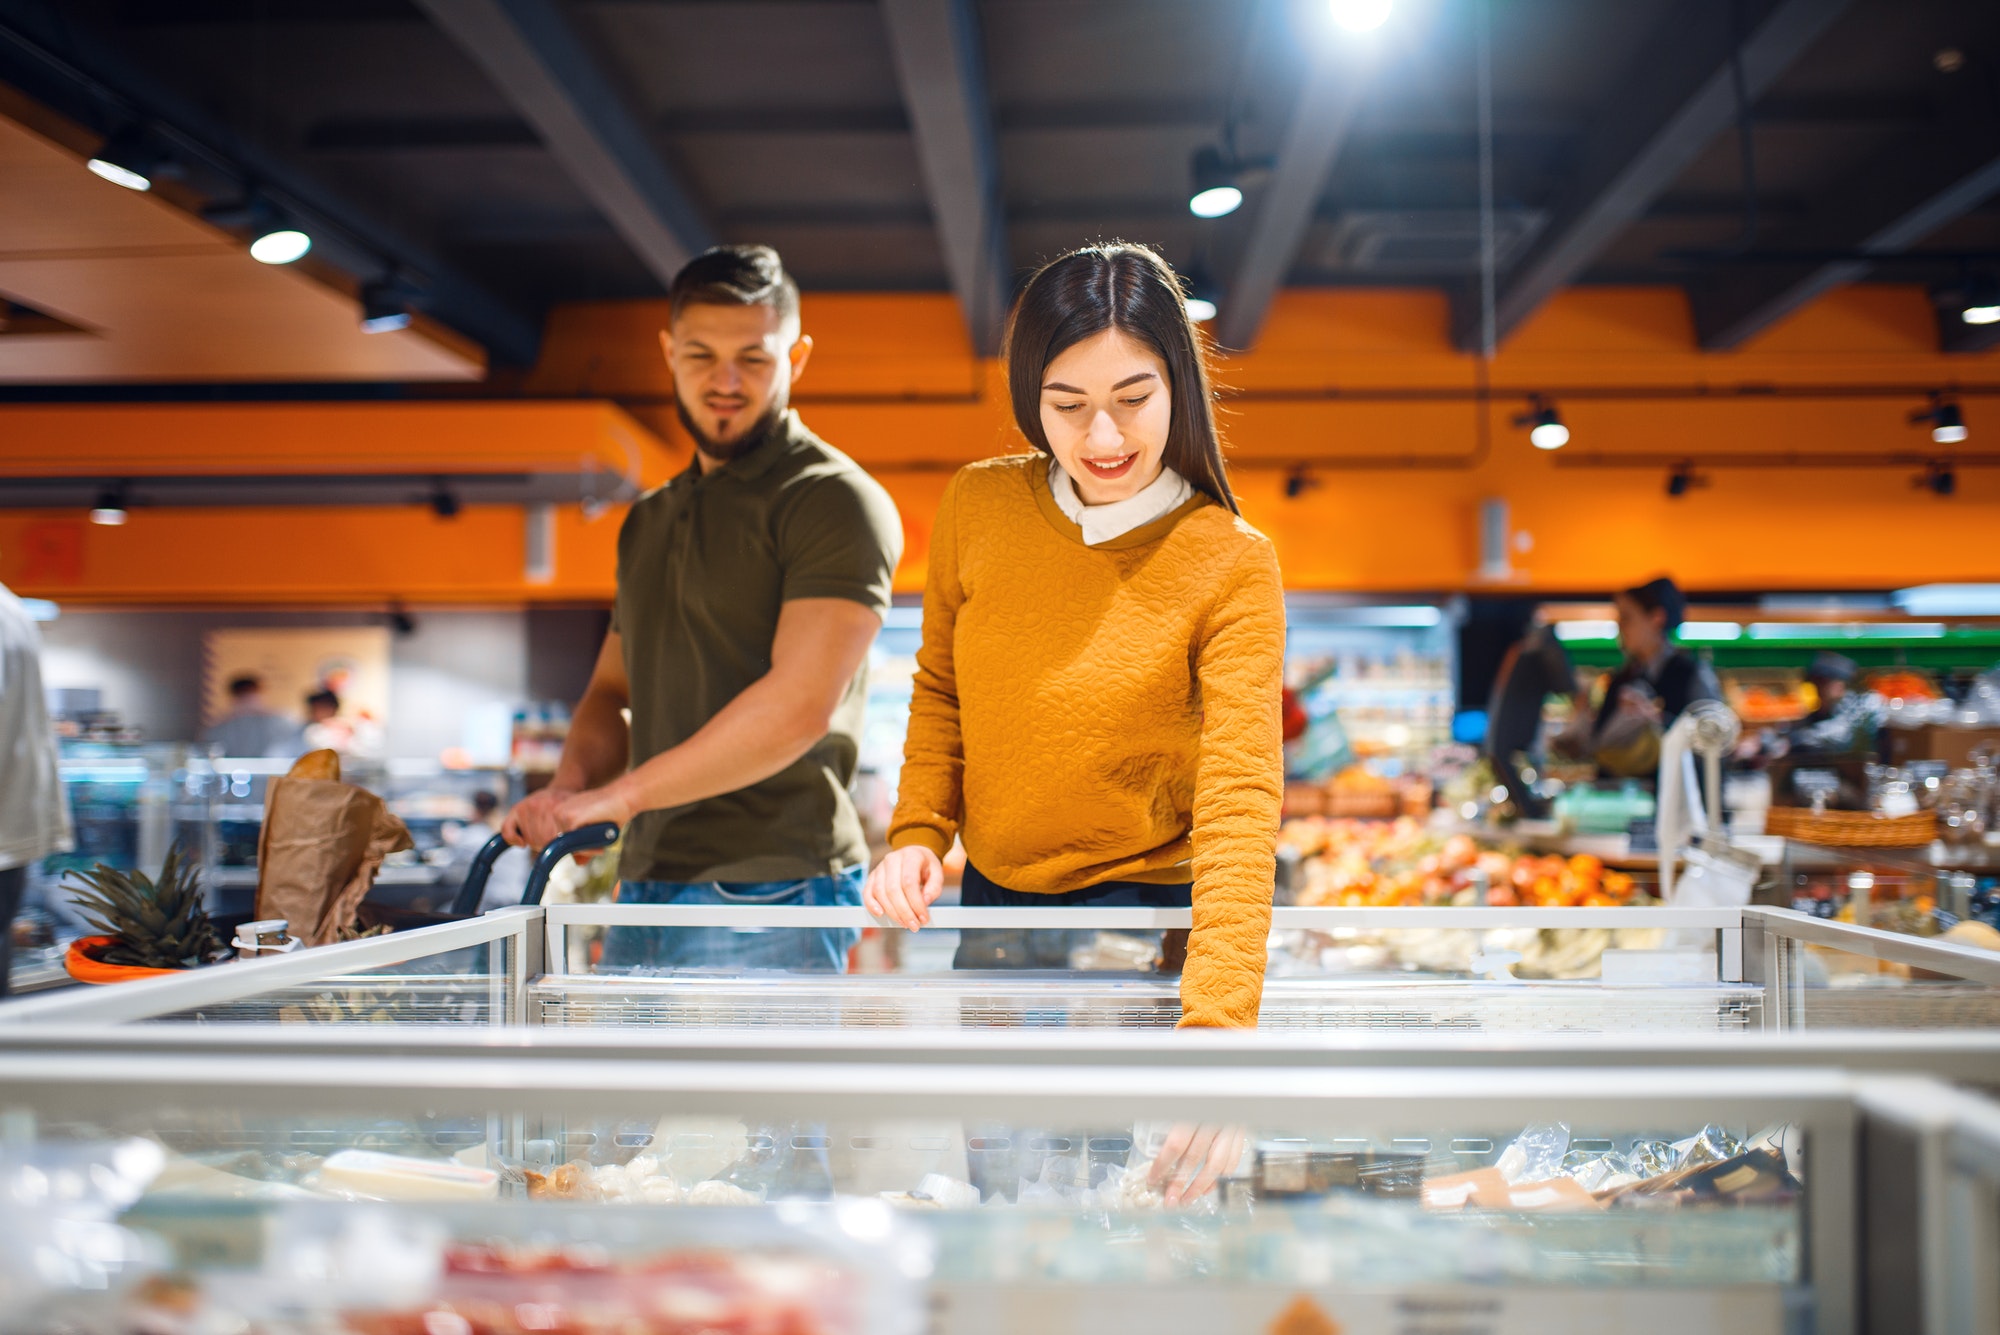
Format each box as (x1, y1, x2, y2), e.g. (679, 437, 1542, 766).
(148, 937, 513, 1026)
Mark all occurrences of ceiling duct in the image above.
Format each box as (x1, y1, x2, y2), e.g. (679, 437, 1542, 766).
(1324, 209, 1547, 275)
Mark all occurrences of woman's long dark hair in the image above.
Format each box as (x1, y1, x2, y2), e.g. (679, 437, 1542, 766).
(1003, 242, 1239, 514)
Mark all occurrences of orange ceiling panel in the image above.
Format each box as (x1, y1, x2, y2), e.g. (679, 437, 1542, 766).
(0, 109, 482, 382)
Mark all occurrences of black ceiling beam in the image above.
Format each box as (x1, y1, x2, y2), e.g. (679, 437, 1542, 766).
(1691, 61, 2000, 351)
(0, 1, 540, 366)
(880, 0, 1009, 356)
(412, 0, 714, 288)
(1215, 46, 1373, 352)
(1455, 0, 1854, 352)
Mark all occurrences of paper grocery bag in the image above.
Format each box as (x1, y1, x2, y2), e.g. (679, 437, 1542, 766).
(255, 777, 414, 947)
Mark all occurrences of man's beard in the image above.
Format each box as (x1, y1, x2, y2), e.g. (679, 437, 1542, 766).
(676, 389, 787, 462)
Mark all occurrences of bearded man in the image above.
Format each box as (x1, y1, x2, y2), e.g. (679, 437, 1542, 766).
(505, 245, 903, 971)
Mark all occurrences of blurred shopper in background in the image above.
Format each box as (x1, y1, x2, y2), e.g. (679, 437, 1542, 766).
(1569, 577, 1721, 779)
(1485, 623, 1577, 816)
(202, 674, 305, 758)
(503, 244, 902, 972)
(0, 580, 73, 995)
(1782, 652, 1880, 758)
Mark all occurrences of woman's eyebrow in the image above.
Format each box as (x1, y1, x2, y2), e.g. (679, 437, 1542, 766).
(1041, 371, 1160, 393)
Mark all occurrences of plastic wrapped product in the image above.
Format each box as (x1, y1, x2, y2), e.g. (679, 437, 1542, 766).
(314, 1150, 499, 1202)
(1494, 1123, 1570, 1184)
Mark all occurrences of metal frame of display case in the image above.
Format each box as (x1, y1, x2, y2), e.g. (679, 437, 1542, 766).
(0, 1053, 1873, 1334)
(5, 903, 2000, 1033)
(545, 901, 1754, 978)
(1853, 1077, 2000, 1335)
(0, 907, 542, 1026)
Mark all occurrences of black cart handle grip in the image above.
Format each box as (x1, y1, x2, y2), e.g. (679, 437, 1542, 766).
(449, 822, 621, 916)
(523, 822, 622, 906)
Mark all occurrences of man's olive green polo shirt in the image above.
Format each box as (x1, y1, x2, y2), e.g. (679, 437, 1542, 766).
(611, 410, 903, 885)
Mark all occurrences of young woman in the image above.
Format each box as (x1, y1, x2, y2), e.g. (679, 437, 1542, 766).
(864, 241, 1286, 1033)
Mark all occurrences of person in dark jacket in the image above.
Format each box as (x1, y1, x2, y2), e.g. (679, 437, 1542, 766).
(1588, 577, 1722, 778)
(1486, 623, 1576, 815)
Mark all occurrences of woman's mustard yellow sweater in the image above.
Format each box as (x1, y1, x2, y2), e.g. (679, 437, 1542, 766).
(888, 454, 1286, 1028)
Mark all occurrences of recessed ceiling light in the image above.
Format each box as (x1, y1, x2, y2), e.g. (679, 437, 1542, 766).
(86, 126, 163, 192)
(249, 228, 312, 265)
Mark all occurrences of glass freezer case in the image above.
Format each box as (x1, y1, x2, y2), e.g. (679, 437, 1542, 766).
(6, 904, 2000, 1044)
(0, 1048, 1910, 1334)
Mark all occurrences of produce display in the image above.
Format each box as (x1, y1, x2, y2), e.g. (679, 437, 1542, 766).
(1279, 817, 1641, 908)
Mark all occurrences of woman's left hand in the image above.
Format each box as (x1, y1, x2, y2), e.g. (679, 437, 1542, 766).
(1147, 1123, 1248, 1207)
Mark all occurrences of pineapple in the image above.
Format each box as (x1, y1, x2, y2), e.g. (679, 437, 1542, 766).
(65, 844, 227, 970)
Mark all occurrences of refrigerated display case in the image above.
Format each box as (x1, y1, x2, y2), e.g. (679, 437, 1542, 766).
(45, 740, 179, 880)
(0, 1046, 1928, 1333)
(7, 904, 2000, 1043)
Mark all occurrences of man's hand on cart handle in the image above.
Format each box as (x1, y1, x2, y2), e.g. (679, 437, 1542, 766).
(864, 846, 944, 930)
(1149, 1123, 1246, 1208)
(503, 782, 635, 861)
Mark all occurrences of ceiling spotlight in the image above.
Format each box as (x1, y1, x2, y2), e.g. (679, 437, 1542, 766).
(1911, 395, 1968, 445)
(1960, 274, 2000, 326)
(1284, 467, 1321, 500)
(1183, 267, 1221, 323)
(1919, 461, 1957, 497)
(249, 227, 312, 265)
(430, 480, 461, 519)
(1513, 396, 1569, 450)
(1188, 146, 1243, 219)
(1666, 462, 1703, 498)
(360, 278, 414, 334)
(85, 126, 164, 192)
(89, 484, 129, 526)
(1329, 0, 1394, 31)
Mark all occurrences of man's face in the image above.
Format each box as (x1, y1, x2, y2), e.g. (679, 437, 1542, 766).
(659, 303, 812, 461)
(1614, 593, 1666, 662)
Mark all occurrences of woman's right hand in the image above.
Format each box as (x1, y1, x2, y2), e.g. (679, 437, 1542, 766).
(864, 846, 944, 930)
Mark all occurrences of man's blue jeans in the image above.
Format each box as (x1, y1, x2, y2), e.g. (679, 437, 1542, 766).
(598, 867, 864, 972)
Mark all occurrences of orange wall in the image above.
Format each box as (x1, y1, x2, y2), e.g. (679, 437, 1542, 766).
(3, 284, 1997, 603)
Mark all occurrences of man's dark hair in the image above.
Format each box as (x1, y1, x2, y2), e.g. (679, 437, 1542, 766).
(472, 790, 500, 818)
(1621, 576, 1687, 631)
(305, 688, 340, 713)
(227, 675, 262, 699)
(668, 244, 799, 328)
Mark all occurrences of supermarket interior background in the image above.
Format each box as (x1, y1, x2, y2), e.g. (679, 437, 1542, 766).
(4, 2, 2000, 1330)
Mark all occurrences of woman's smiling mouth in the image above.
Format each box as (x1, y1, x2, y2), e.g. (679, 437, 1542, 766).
(1081, 453, 1137, 480)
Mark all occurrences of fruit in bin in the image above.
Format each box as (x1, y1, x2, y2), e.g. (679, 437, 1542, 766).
(64, 844, 227, 970)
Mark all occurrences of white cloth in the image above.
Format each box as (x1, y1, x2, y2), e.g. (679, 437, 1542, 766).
(1048, 460, 1193, 545)
(0, 585, 74, 871)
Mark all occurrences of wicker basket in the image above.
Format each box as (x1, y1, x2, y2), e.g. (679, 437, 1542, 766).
(1763, 807, 1936, 848)
(1326, 791, 1399, 819)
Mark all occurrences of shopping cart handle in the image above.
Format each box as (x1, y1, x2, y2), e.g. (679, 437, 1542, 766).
(449, 833, 515, 918)
(522, 821, 622, 906)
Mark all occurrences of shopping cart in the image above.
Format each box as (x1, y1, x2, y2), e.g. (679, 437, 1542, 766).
(360, 820, 622, 928)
